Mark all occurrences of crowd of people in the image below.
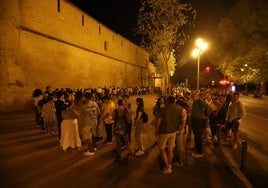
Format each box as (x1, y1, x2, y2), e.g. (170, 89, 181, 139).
(152, 88, 246, 174)
(32, 86, 148, 158)
(32, 85, 246, 174)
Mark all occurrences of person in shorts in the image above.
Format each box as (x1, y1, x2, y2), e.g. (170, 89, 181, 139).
(225, 92, 246, 149)
(156, 96, 180, 174)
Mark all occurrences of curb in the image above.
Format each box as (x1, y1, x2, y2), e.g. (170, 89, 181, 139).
(212, 144, 253, 188)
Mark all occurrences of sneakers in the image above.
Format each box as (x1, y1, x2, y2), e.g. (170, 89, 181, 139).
(162, 165, 172, 174)
(104, 141, 112, 145)
(83, 150, 95, 156)
(174, 161, 183, 166)
(121, 145, 126, 150)
(191, 152, 203, 158)
(134, 150, 145, 156)
(232, 144, 237, 149)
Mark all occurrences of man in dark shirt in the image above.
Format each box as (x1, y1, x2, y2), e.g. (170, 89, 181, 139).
(54, 91, 65, 139)
(191, 92, 208, 158)
(156, 96, 180, 174)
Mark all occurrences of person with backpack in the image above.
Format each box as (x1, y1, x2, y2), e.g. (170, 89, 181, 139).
(113, 99, 132, 160)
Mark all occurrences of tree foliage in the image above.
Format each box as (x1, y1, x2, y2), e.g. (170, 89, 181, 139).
(135, 0, 196, 75)
(210, 0, 268, 83)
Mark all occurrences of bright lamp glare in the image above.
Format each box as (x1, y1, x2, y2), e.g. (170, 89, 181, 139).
(192, 48, 199, 57)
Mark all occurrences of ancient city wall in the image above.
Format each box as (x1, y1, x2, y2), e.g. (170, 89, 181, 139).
(0, 0, 149, 112)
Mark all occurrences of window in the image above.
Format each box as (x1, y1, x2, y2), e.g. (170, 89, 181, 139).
(99, 25, 101, 35)
(57, 0, 60, 12)
(82, 15, 84, 26)
(104, 41, 108, 51)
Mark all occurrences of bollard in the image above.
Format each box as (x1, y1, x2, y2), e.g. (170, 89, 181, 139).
(240, 140, 248, 172)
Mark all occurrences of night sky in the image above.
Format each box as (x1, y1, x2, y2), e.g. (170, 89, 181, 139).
(68, 0, 238, 84)
(69, 0, 238, 44)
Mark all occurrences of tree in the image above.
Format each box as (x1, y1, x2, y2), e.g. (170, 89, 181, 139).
(135, 0, 196, 96)
(210, 0, 268, 84)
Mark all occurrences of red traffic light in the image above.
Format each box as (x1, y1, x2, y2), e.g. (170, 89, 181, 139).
(205, 66, 210, 72)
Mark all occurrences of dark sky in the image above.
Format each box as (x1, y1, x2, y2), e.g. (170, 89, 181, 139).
(69, 0, 238, 44)
(68, 0, 238, 84)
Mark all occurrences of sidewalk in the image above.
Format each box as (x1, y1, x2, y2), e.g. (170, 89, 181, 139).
(0, 94, 252, 188)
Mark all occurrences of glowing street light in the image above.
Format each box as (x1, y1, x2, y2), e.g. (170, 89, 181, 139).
(192, 38, 208, 91)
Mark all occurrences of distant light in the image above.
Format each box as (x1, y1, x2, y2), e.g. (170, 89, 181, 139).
(220, 78, 230, 85)
(231, 86, 236, 92)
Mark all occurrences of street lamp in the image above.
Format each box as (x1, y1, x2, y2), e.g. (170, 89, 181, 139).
(192, 38, 208, 91)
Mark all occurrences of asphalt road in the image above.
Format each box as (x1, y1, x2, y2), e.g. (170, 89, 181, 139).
(223, 95, 268, 188)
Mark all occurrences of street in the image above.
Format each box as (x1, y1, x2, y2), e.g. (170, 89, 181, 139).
(224, 95, 268, 188)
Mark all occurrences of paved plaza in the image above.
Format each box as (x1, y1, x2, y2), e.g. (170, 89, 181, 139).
(0, 94, 250, 188)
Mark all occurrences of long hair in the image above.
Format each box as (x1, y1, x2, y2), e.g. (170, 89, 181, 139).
(136, 97, 144, 111)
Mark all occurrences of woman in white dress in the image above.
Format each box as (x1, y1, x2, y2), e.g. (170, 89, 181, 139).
(60, 95, 82, 152)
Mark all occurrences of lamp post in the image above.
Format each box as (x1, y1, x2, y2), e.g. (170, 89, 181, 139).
(192, 38, 208, 91)
(169, 70, 174, 95)
(241, 63, 249, 95)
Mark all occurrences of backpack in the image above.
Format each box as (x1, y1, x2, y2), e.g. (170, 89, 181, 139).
(114, 109, 127, 135)
(152, 105, 160, 116)
(142, 110, 149, 123)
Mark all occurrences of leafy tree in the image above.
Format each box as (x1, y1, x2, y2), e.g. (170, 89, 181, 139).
(210, 0, 268, 84)
(135, 0, 196, 95)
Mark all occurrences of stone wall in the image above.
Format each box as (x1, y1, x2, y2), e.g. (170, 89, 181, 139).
(0, 0, 149, 112)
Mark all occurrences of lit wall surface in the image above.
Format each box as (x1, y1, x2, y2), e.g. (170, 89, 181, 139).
(0, 0, 149, 112)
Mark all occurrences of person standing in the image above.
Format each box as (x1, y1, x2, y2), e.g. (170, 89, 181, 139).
(32, 88, 44, 130)
(41, 95, 57, 136)
(156, 96, 180, 174)
(175, 99, 188, 166)
(102, 96, 115, 144)
(54, 91, 65, 139)
(184, 92, 193, 141)
(113, 99, 132, 160)
(225, 92, 246, 149)
(208, 93, 221, 142)
(134, 97, 145, 156)
(78, 92, 101, 156)
(60, 96, 82, 152)
(191, 92, 207, 158)
(123, 94, 133, 143)
(152, 97, 165, 145)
